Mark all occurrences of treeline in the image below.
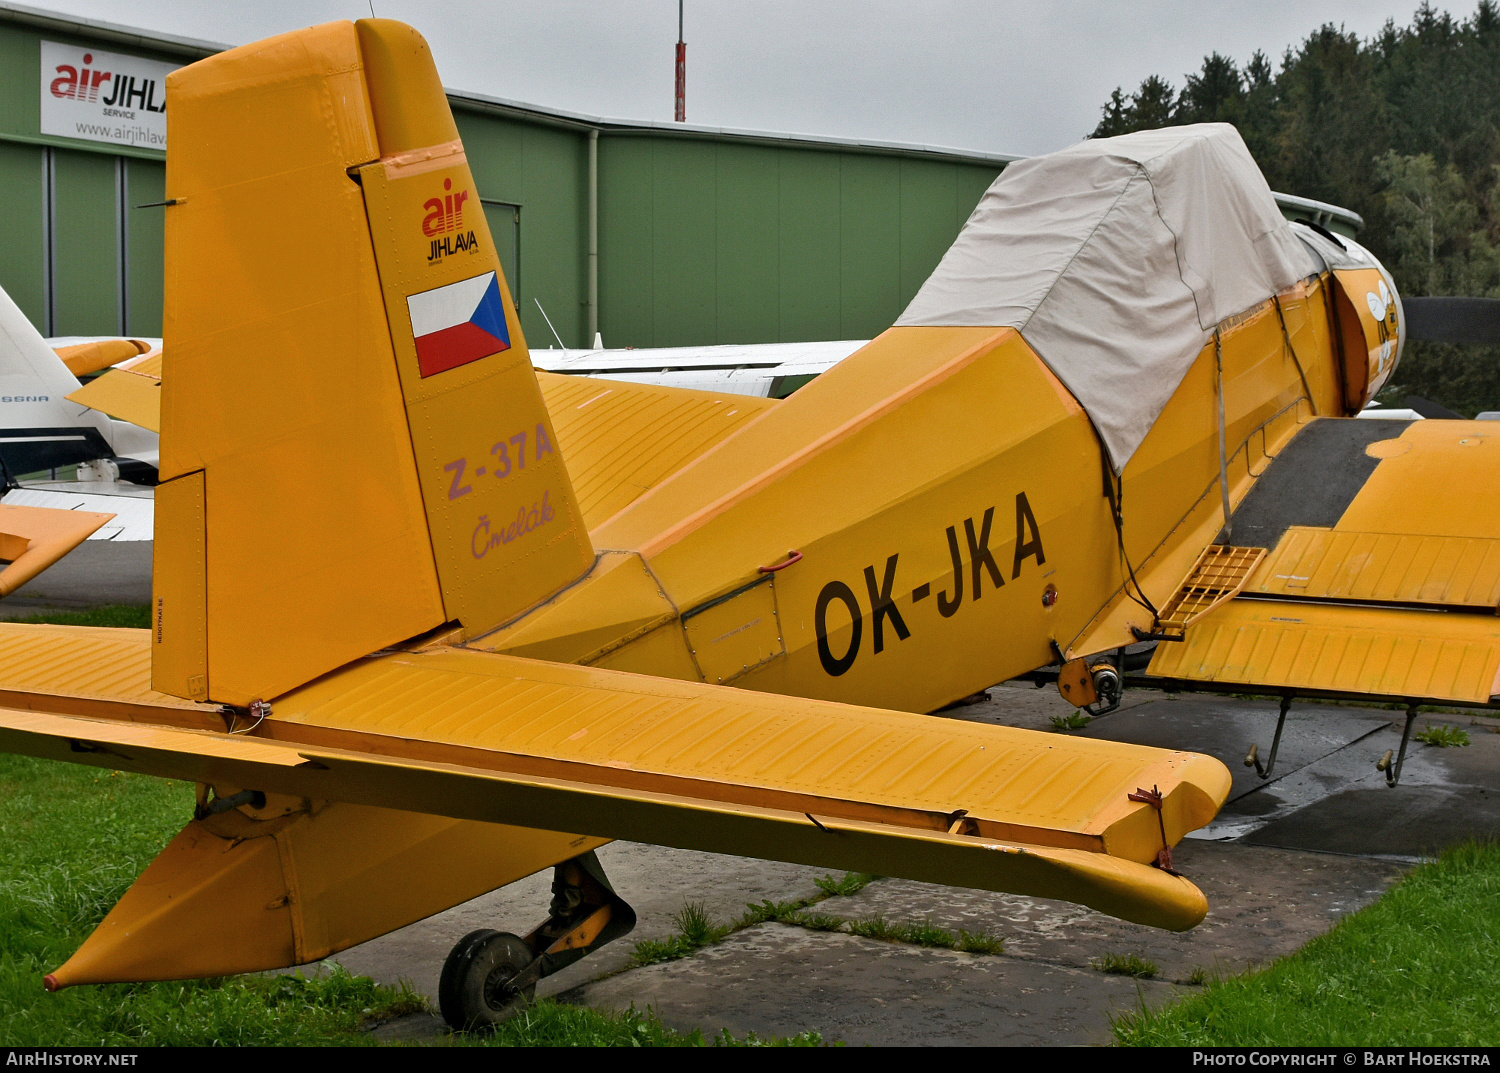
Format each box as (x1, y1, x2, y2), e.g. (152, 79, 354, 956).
(1093, 1, 1500, 415)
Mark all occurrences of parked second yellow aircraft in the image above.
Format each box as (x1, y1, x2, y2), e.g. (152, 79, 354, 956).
(0, 17, 1494, 1030)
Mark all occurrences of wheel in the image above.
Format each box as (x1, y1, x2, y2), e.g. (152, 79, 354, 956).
(438, 929, 496, 1029)
(437, 930, 535, 1031)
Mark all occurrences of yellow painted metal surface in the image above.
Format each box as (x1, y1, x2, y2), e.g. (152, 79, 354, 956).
(536, 371, 775, 530)
(17, 17, 1412, 991)
(160, 19, 447, 705)
(49, 801, 605, 988)
(53, 338, 151, 377)
(1148, 598, 1500, 702)
(1135, 416, 1500, 703)
(354, 20, 593, 640)
(1065, 298, 1327, 660)
(474, 550, 676, 665)
(0, 504, 114, 597)
(151, 471, 207, 701)
(1330, 268, 1400, 411)
(0, 623, 203, 712)
(66, 363, 161, 432)
(1338, 421, 1500, 539)
(268, 647, 1227, 868)
(590, 325, 1010, 557)
(682, 576, 784, 685)
(354, 19, 458, 157)
(1253, 526, 1500, 609)
(1156, 545, 1267, 639)
(585, 328, 1113, 711)
(0, 701, 1222, 932)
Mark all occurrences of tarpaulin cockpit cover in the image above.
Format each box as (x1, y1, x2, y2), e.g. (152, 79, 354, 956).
(896, 124, 1316, 472)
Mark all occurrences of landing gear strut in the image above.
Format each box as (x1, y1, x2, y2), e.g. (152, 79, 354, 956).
(438, 851, 636, 1031)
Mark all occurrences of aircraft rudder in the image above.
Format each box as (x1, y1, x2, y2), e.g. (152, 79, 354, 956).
(352, 19, 595, 638)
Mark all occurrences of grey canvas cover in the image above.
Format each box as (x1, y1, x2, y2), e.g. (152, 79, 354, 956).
(896, 124, 1316, 471)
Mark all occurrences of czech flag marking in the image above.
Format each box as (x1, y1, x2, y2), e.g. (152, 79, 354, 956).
(406, 272, 511, 378)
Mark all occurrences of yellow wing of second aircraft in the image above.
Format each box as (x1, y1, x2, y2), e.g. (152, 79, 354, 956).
(0, 18, 1234, 997)
(65, 353, 162, 433)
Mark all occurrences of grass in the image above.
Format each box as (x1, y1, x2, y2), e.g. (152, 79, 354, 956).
(0, 752, 425, 1046)
(7, 604, 151, 629)
(1113, 841, 1500, 1046)
(1050, 711, 1093, 731)
(634, 871, 1005, 966)
(1415, 723, 1471, 747)
(0, 751, 829, 1046)
(846, 915, 960, 949)
(628, 903, 731, 966)
(957, 930, 1006, 955)
(737, 899, 808, 926)
(814, 872, 877, 897)
(1092, 953, 1159, 979)
(464, 1000, 826, 1047)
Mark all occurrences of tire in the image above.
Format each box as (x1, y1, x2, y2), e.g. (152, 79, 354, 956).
(437, 929, 497, 1029)
(438, 930, 536, 1031)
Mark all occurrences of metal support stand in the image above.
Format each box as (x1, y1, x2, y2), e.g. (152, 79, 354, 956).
(1245, 695, 1292, 779)
(1376, 704, 1420, 788)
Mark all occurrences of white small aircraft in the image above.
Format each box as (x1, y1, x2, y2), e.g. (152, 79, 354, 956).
(0, 285, 159, 486)
(530, 337, 865, 398)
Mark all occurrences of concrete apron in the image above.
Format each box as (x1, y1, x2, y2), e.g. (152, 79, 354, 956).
(336, 686, 1500, 1045)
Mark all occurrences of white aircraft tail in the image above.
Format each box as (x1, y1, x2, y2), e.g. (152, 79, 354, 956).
(0, 285, 158, 480)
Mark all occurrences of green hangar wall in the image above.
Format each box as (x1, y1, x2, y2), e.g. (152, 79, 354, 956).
(0, 5, 1008, 349)
(595, 138, 997, 347)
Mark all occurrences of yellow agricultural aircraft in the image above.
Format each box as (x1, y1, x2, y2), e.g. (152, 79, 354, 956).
(1, 18, 1496, 1031)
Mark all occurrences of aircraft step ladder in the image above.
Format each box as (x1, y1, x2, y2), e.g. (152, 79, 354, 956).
(1154, 545, 1266, 640)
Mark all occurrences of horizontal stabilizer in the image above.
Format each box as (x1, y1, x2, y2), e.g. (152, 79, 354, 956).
(0, 630, 1231, 932)
(66, 356, 162, 433)
(0, 504, 115, 596)
(0, 704, 1216, 932)
(536, 371, 775, 529)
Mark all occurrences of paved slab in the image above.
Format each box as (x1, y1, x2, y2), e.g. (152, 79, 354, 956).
(1244, 716, 1500, 856)
(562, 923, 1182, 1047)
(1077, 695, 1393, 806)
(800, 839, 1405, 983)
(333, 841, 833, 1003)
(0, 539, 152, 615)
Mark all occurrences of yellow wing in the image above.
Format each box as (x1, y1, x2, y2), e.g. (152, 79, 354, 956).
(65, 353, 162, 433)
(0, 503, 115, 597)
(52, 338, 153, 378)
(1133, 418, 1500, 704)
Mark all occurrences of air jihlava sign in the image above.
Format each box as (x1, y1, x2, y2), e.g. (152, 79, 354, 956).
(40, 42, 178, 151)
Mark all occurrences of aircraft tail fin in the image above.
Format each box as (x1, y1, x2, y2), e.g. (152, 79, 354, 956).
(154, 19, 593, 705)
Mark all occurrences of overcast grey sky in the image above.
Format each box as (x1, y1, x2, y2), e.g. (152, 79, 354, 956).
(24, 1, 1471, 156)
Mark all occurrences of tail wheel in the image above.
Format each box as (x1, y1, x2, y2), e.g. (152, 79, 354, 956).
(438, 929, 535, 1030)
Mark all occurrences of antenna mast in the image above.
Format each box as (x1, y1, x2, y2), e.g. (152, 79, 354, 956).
(674, 0, 686, 122)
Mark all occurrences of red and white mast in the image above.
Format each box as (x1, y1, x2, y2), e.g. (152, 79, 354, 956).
(674, 0, 686, 122)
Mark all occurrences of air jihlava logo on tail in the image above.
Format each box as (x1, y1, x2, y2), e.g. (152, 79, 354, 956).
(406, 272, 511, 378)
